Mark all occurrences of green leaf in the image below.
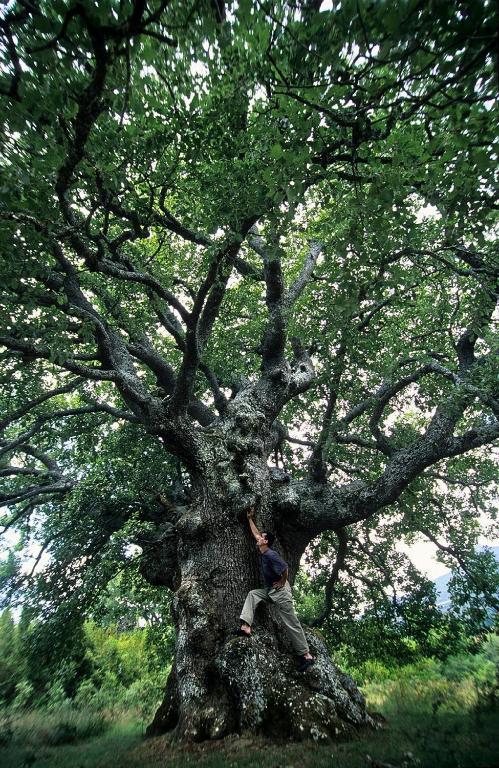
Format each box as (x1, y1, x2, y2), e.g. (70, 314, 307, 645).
(270, 143, 284, 159)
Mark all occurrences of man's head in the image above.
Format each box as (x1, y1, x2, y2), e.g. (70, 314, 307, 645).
(260, 531, 275, 549)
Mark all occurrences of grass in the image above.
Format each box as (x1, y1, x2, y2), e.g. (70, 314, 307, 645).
(0, 672, 498, 768)
(120, 707, 499, 768)
(0, 714, 143, 768)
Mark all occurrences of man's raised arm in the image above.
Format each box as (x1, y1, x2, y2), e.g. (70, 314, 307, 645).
(246, 507, 261, 540)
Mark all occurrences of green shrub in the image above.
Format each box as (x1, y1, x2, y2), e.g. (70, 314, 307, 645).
(391, 657, 443, 682)
(442, 652, 496, 686)
(11, 681, 34, 711)
(45, 680, 72, 711)
(343, 655, 443, 686)
(81, 674, 127, 711)
(348, 659, 396, 685)
(73, 678, 100, 709)
(121, 673, 167, 716)
(84, 623, 152, 689)
(481, 633, 499, 664)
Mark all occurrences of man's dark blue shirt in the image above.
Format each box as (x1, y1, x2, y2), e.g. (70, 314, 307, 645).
(261, 548, 288, 589)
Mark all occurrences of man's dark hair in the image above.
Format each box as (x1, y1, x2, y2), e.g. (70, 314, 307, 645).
(263, 531, 275, 548)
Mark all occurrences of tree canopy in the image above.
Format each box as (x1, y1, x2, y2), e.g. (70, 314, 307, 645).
(1, 0, 498, 627)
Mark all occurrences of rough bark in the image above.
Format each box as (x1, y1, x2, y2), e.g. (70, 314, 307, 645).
(146, 482, 375, 742)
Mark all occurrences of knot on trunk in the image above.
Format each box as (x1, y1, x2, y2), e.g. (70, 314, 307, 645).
(137, 522, 179, 590)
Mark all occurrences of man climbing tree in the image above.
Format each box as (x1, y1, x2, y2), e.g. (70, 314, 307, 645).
(235, 508, 315, 673)
(0, 0, 497, 744)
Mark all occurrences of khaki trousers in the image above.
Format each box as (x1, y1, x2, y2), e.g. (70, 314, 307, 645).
(239, 581, 309, 656)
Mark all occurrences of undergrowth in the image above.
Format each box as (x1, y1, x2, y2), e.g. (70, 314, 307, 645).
(0, 636, 497, 768)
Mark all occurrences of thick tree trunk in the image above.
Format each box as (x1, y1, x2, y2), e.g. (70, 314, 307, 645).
(146, 480, 376, 742)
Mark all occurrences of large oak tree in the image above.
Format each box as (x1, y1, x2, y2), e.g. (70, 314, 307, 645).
(1, 0, 497, 742)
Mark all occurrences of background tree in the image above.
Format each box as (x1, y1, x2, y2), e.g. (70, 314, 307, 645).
(0, 0, 497, 743)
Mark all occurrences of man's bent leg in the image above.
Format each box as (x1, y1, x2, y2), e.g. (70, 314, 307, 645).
(271, 583, 310, 656)
(240, 588, 269, 628)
